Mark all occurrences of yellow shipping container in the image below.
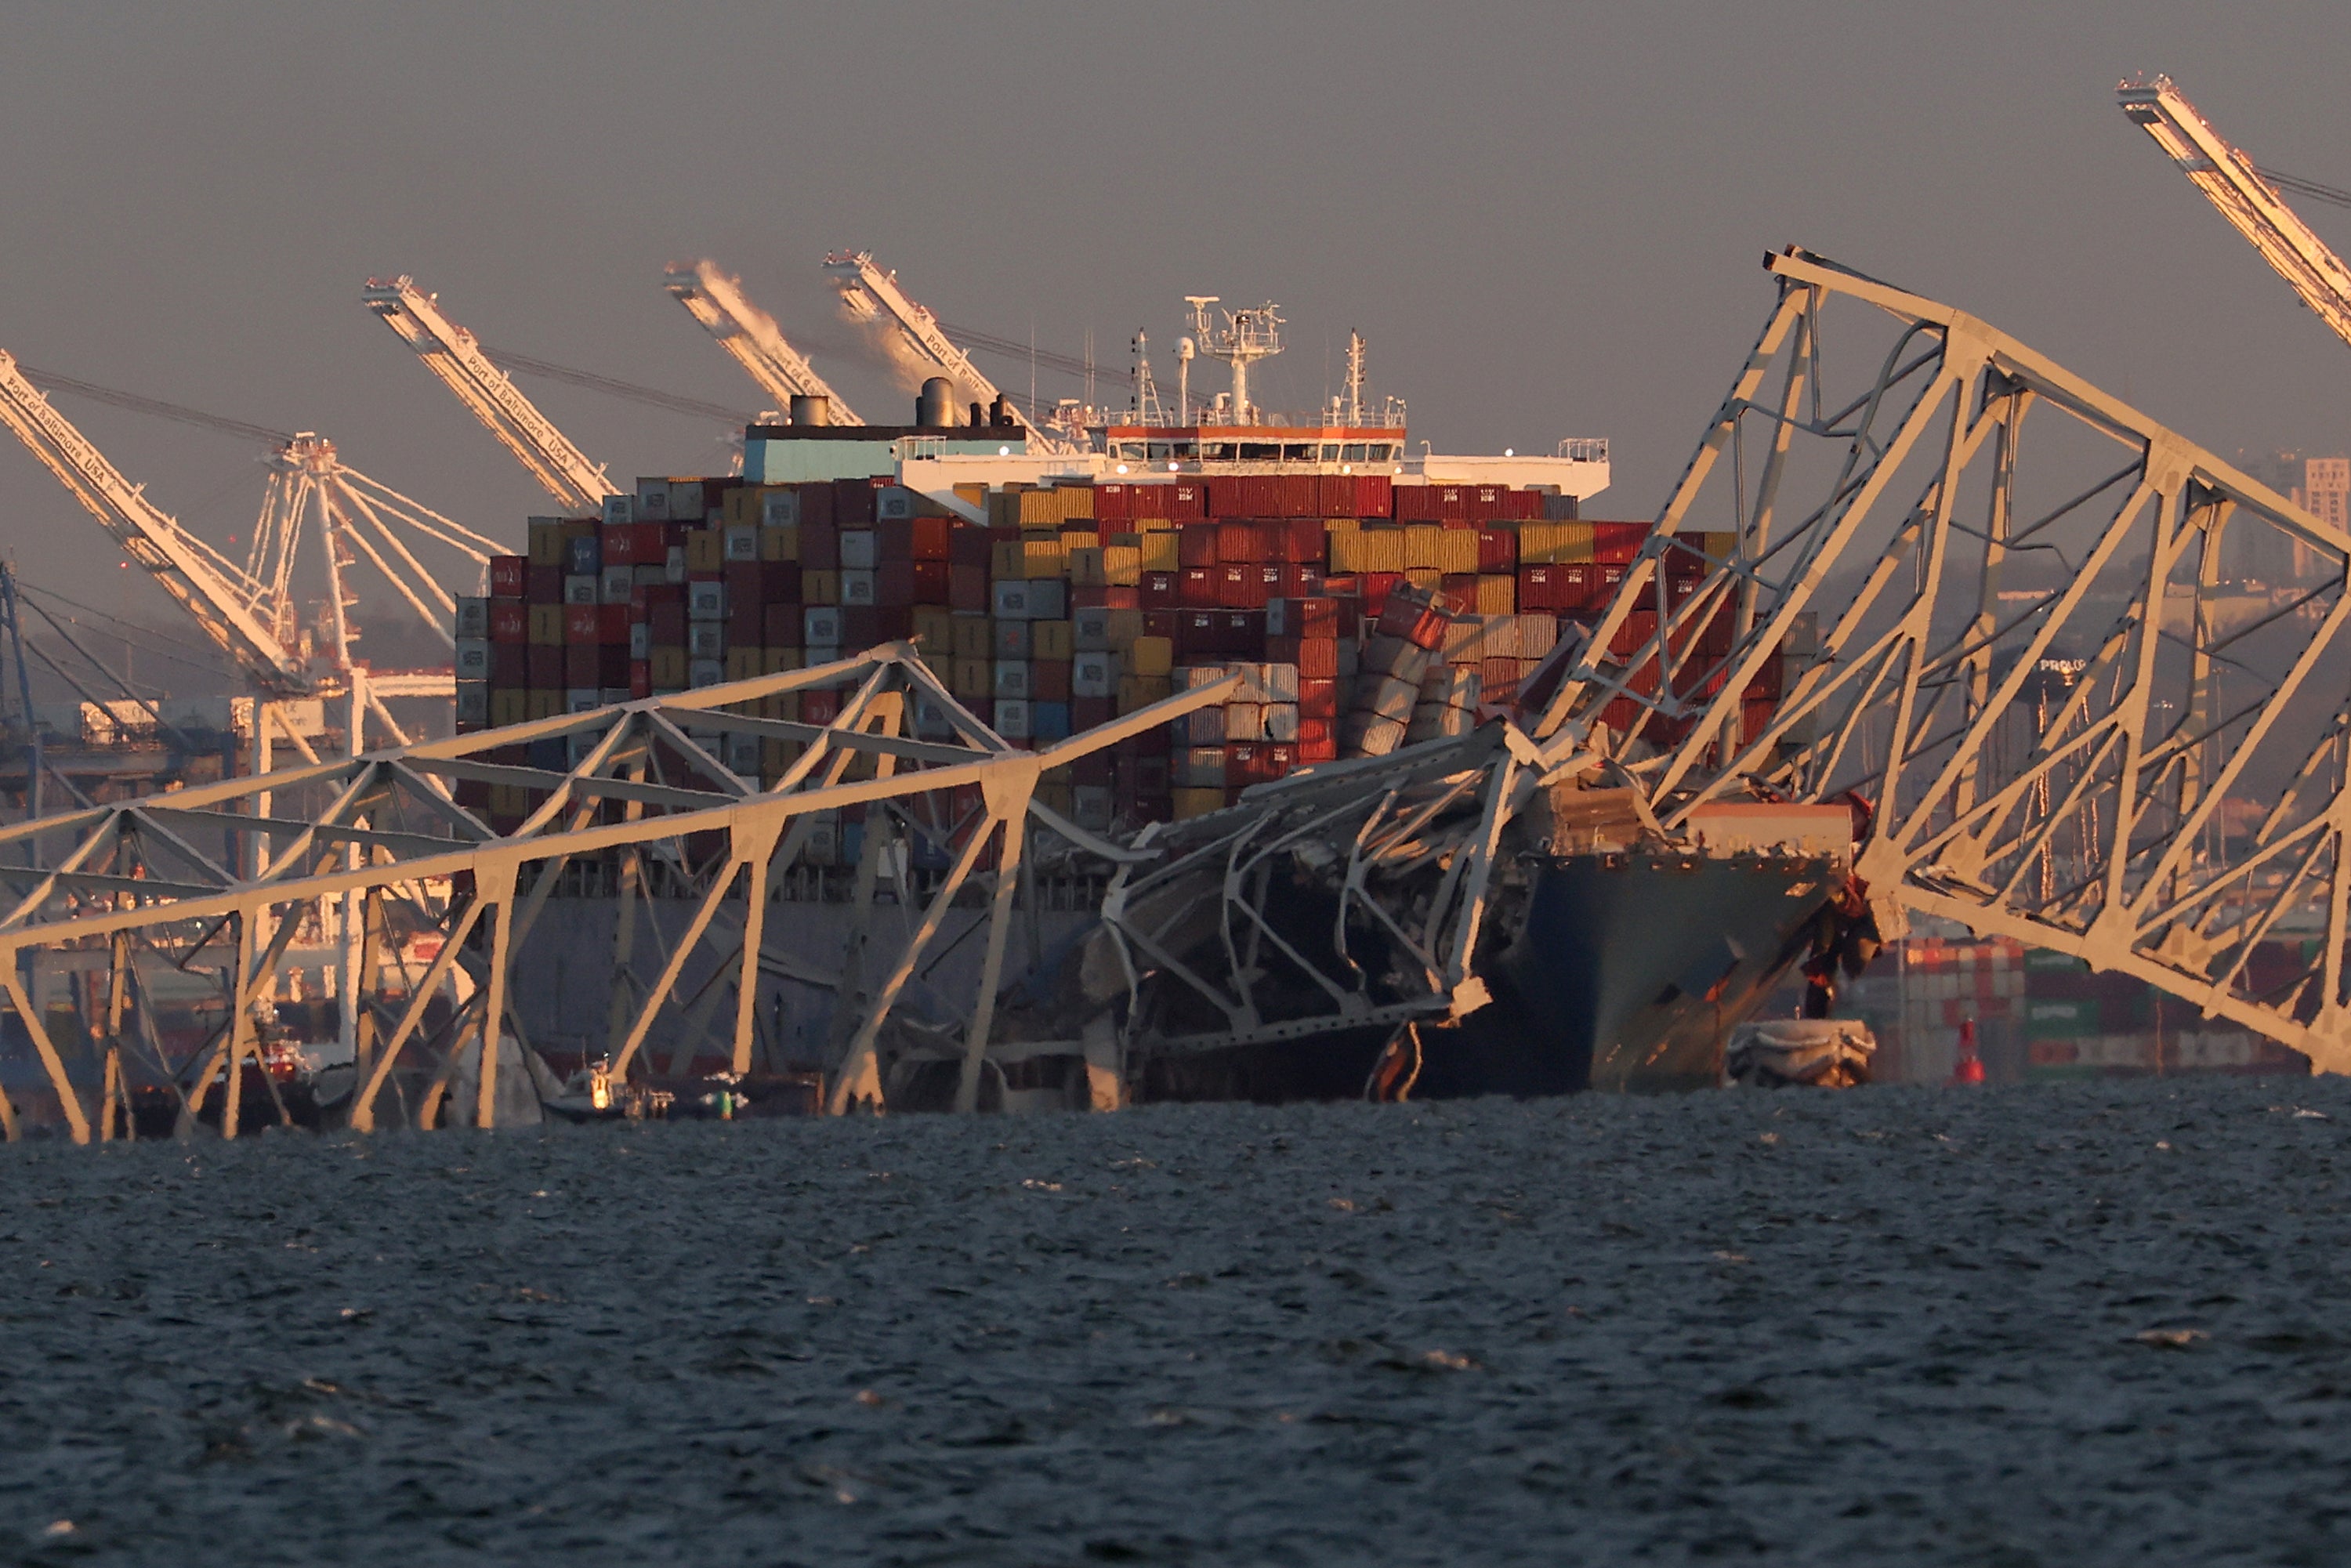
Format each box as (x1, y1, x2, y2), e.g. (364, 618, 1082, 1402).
(1701, 530, 1739, 563)
(685, 528, 724, 573)
(527, 690, 563, 722)
(1056, 485, 1094, 522)
(1357, 526, 1410, 573)
(763, 690, 800, 722)
(488, 783, 533, 817)
(1059, 529, 1101, 552)
(1020, 539, 1066, 578)
(1031, 619, 1075, 661)
(650, 648, 689, 687)
(1404, 523, 1445, 570)
(759, 523, 799, 562)
(1103, 544, 1143, 586)
(803, 570, 841, 605)
(1132, 516, 1176, 532)
(760, 737, 804, 779)
(951, 614, 994, 660)
(909, 606, 956, 652)
(1016, 490, 1060, 527)
(951, 658, 991, 699)
(1067, 546, 1107, 587)
(1475, 574, 1516, 615)
(724, 646, 763, 682)
(1140, 533, 1180, 571)
(1436, 531, 1480, 574)
(1404, 567, 1444, 595)
(528, 605, 565, 646)
(763, 647, 802, 675)
(527, 519, 567, 566)
(1035, 781, 1074, 815)
(1118, 673, 1173, 714)
(953, 482, 988, 511)
(490, 689, 529, 727)
(1106, 608, 1144, 649)
(1172, 787, 1226, 820)
(1128, 636, 1173, 677)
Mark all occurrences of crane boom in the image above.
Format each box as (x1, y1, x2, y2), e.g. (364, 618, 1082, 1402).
(0, 350, 310, 694)
(821, 250, 1070, 448)
(361, 277, 617, 510)
(663, 260, 862, 424)
(2118, 74, 2351, 351)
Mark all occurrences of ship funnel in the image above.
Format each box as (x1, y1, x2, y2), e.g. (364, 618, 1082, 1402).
(789, 394, 831, 426)
(916, 377, 955, 427)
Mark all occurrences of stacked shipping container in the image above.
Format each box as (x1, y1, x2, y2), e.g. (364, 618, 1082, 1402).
(451, 469, 1788, 838)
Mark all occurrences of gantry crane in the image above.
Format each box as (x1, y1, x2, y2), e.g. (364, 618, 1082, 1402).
(821, 250, 1077, 451)
(663, 259, 862, 424)
(2118, 74, 2351, 351)
(361, 276, 618, 510)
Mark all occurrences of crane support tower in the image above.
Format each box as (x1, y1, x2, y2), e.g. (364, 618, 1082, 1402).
(361, 277, 617, 510)
(0, 350, 311, 694)
(663, 260, 862, 424)
(2118, 74, 2351, 351)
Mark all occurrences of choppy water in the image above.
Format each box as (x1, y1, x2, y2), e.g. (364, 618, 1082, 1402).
(5, 1077, 2349, 1565)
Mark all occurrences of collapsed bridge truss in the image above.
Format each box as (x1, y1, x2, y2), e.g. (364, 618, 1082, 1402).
(1538, 246, 2351, 1073)
(0, 646, 1229, 1142)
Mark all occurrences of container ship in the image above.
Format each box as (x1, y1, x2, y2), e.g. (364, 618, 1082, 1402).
(447, 299, 1837, 1100)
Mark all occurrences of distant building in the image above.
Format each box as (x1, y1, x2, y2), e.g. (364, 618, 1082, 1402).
(2233, 449, 2342, 581)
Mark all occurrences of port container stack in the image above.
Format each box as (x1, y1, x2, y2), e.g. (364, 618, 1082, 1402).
(450, 466, 1790, 836)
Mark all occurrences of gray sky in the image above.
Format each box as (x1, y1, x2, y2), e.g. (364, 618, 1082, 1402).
(3, 1, 2348, 670)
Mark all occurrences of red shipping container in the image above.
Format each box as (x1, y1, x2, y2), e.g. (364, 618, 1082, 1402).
(1142, 609, 1178, 640)
(800, 521, 840, 570)
(1069, 750, 1113, 785)
(950, 525, 992, 567)
(1205, 477, 1249, 519)
(599, 521, 635, 566)
(1273, 564, 1316, 597)
(1093, 483, 1133, 522)
(1268, 596, 1337, 637)
(1127, 722, 1171, 757)
(1740, 697, 1778, 743)
(1032, 660, 1071, 702)
(1226, 742, 1267, 787)
(1440, 572, 1480, 607)
(1266, 743, 1297, 777)
(527, 644, 563, 690)
(802, 690, 840, 726)
(1477, 527, 1517, 573)
(1744, 648, 1786, 701)
(1101, 585, 1141, 610)
(1179, 523, 1220, 567)
(723, 559, 764, 601)
(1592, 563, 1628, 610)
(1610, 609, 1661, 659)
(1165, 481, 1206, 520)
(1593, 521, 1648, 563)
(1505, 488, 1545, 520)
(1296, 726, 1338, 763)
(949, 563, 988, 611)
(489, 601, 527, 643)
(1519, 565, 1559, 613)
(1218, 610, 1266, 655)
(1177, 610, 1217, 657)
(630, 661, 652, 700)
(1298, 678, 1339, 719)
(832, 478, 877, 526)
(875, 559, 916, 607)
(1274, 517, 1319, 563)
(1072, 696, 1115, 732)
(1469, 485, 1506, 520)
(839, 606, 880, 646)
(910, 560, 950, 603)
(875, 516, 913, 560)
(1361, 572, 1402, 617)
(909, 516, 952, 560)
(872, 605, 915, 644)
(488, 556, 527, 598)
(565, 643, 627, 689)
(1352, 474, 1393, 518)
(763, 603, 800, 646)
(1393, 486, 1440, 522)
(1141, 570, 1179, 608)
(598, 604, 630, 644)
(491, 643, 528, 686)
(1180, 567, 1219, 607)
(1269, 475, 1317, 517)
(1215, 520, 1262, 562)
(527, 564, 563, 604)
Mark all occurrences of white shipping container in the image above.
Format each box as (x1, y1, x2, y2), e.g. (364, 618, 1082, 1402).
(563, 574, 598, 607)
(804, 606, 842, 646)
(601, 494, 634, 527)
(687, 581, 727, 621)
(1073, 606, 1112, 650)
(761, 488, 799, 527)
(1260, 662, 1299, 702)
(993, 659, 1032, 700)
(635, 479, 670, 519)
(1026, 578, 1067, 620)
(1072, 650, 1117, 697)
(1224, 702, 1266, 742)
(629, 622, 650, 660)
(1182, 706, 1226, 746)
(453, 596, 489, 639)
(840, 569, 876, 607)
(687, 623, 724, 659)
(723, 524, 759, 562)
(1265, 702, 1299, 741)
(600, 565, 634, 604)
(991, 579, 1032, 620)
(455, 681, 488, 726)
(1179, 746, 1227, 787)
(453, 638, 491, 680)
(839, 529, 878, 570)
(688, 658, 725, 689)
(994, 697, 1033, 739)
(669, 480, 706, 523)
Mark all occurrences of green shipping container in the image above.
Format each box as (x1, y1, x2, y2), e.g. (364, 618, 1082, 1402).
(2025, 997, 2099, 1037)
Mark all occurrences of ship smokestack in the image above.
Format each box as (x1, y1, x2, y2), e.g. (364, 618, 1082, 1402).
(916, 377, 954, 428)
(789, 393, 831, 426)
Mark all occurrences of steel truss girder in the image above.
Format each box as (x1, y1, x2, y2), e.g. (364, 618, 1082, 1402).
(0, 647, 1235, 1140)
(1541, 245, 2351, 1073)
